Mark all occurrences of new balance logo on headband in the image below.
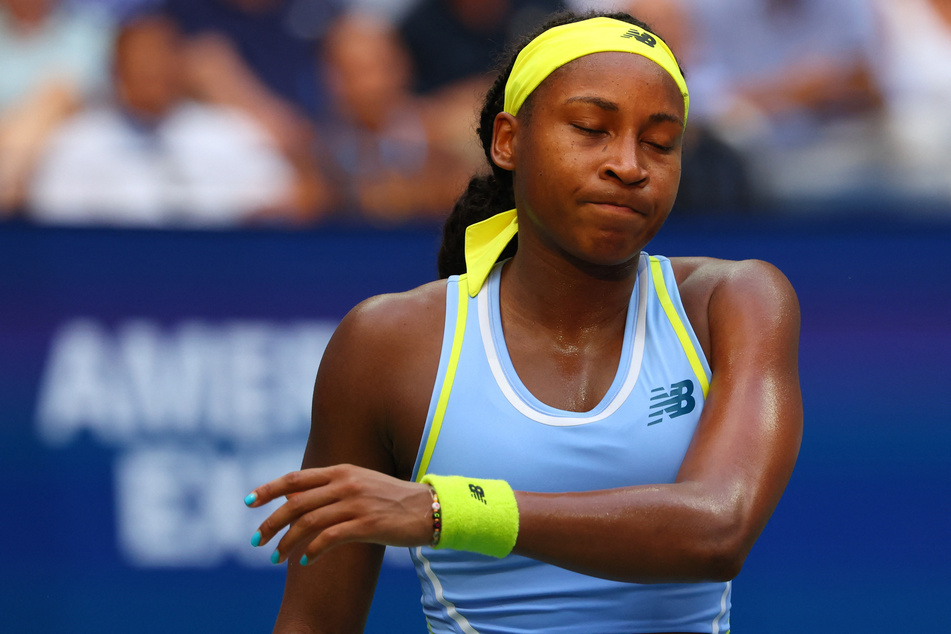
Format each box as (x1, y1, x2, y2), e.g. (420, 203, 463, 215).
(620, 28, 656, 47)
(648, 380, 696, 425)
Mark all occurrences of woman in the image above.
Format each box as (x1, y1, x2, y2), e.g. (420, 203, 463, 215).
(246, 11, 802, 633)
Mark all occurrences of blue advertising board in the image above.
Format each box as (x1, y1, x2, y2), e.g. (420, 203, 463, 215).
(1, 215, 949, 632)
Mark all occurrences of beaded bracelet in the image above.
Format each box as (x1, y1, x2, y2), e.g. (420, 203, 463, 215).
(428, 488, 442, 547)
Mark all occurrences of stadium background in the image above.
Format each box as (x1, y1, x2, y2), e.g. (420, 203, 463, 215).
(1, 210, 948, 633)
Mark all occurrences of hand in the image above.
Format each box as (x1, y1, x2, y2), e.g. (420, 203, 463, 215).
(245, 464, 434, 565)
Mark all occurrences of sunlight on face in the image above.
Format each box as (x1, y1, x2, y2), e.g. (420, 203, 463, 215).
(507, 51, 685, 267)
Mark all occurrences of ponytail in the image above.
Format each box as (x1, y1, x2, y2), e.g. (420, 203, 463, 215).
(437, 172, 516, 278)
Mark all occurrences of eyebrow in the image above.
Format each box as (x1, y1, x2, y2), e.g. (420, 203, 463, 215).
(647, 112, 685, 128)
(564, 96, 618, 111)
(564, 96, 684, 128)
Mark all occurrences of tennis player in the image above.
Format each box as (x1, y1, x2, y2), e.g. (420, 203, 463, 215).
(246, 10, 802, 633)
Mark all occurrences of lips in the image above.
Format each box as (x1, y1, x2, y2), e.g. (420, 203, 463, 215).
(588, 199, 647, 216)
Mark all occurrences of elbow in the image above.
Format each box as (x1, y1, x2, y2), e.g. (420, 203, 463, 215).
(700, 543, 746, 582)
(693, 509, 756, 582)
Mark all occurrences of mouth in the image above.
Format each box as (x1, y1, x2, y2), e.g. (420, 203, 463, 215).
(588, 200, 647, 217)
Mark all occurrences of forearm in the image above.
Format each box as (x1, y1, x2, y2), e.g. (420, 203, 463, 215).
(273, 542, 384, 634)
(513, 480, 752, 584)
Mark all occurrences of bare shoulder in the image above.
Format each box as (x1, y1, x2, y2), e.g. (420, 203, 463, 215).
(338, 278, 448, 350)
(322, 278, 448, 395)
(672, 256, 797, 305)
(669, 257, 800, 361)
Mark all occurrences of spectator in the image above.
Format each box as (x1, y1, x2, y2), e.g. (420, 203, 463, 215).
(164, 0, 340, 217)
(399, 0, 564, 95)
(316, 11, 472, 223)
(871, 0, 951, 206)
(165, 0, 340, 118)
(0, 0, 114, 213)
(398, 0, 566, 183)
(28, 12, 302, 228)
(680, 0, 888, 209)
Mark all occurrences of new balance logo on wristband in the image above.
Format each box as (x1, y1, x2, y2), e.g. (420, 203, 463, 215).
(469, 484, 487, 504)
(648, 379, 696, 425)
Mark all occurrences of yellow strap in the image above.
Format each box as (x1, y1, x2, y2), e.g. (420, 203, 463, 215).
(464, 209, 518, 297)
(649, 257, 710, 398)
(416, 275, 470, 481)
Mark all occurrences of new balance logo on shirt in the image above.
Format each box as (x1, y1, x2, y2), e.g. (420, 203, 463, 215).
(648, 380, 696, 425)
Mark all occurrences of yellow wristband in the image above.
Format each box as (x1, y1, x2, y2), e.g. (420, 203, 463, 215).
(420, 474, 519, 558)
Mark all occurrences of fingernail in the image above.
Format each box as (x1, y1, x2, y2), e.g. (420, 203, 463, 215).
(244, 492, 257, 506)
(250, 531, 261, 547)
(270, 550, 281, 565)
(299, 555, 309, 566)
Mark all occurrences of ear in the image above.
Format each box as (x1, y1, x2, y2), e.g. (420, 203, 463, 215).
(490, 112, 517, 171)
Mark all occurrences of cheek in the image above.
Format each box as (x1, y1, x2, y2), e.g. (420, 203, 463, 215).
(654, 157, 683, 203)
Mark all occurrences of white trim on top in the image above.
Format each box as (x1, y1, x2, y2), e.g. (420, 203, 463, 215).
(713, 580, 731, 634)
(414, 547, 480, 634)
(478, 254, 649, 427)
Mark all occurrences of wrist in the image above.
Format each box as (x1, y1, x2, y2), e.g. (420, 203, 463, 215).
(420, 474, 519, 558)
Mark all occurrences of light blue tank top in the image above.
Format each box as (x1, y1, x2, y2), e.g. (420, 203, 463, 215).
(410, 253, 730, 634)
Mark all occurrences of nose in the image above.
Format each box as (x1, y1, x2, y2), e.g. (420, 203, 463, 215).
(600, 136, 648, 187)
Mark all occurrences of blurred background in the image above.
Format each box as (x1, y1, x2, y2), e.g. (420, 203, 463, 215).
(1, 0, 949, 631)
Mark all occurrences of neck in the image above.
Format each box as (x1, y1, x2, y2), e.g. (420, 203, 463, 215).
(500, 247, 640, 339)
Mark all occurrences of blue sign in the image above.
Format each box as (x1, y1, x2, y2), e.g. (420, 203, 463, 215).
(2, 217, 948, 632)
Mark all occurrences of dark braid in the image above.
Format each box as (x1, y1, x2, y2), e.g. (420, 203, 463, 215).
(437, 10, 662, 278)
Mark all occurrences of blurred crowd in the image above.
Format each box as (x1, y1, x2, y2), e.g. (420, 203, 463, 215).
(1, 0, 950, 229)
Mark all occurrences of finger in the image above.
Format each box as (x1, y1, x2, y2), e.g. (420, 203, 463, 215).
(244, 467, 336, 507)
(271, 499, 358, 565)
(253, 484, 339, 548)
(295, 517, 377, 566)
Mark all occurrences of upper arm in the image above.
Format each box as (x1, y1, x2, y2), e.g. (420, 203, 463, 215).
(677, 259, 802, 556)
(273, 284, 445, 633)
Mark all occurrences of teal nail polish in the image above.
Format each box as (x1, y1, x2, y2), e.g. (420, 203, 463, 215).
(244, 492, 257, 506)
(250, 531, 261, 547)
(270, 550, 281, 565)
(299, 555, 309, 566)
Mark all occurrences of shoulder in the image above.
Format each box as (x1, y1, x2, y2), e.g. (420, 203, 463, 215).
(164, 102, 288, 163)
(39, 108, 127, 167)
(671, 256, 797, 307)
(668, 256, 799, 363)
(340, 279, 447, 350)
(165, 101, 250, 133)
(52, 107, 122, 142)
(318, 279, 449, 393)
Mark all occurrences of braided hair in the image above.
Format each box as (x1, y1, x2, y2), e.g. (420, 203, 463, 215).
(436, 10, 661, 278)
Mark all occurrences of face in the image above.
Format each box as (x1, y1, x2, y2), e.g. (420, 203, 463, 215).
(492, 51, 685, 269)
(2, 0, 55, 25)
(324, 15, 411, 129)
(115, 18, 185, 120)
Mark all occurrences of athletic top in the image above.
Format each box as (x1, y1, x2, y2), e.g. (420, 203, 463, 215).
(410, 253, 730, 634)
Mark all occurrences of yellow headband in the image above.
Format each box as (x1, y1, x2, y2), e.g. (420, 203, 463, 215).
(503, 16, 689, 121)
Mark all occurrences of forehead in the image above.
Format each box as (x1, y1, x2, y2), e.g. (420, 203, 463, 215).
(530, 52, 685, 119)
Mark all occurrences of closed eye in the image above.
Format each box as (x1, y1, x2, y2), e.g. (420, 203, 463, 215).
(571, 124, 605, 136)
(647, 141, 675, 153)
